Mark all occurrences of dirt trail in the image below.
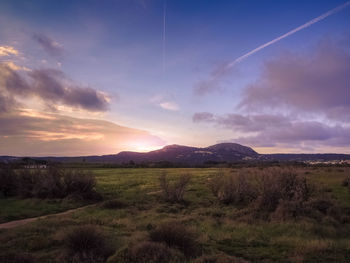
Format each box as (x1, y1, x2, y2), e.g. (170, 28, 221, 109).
(0, 204, 96, 230)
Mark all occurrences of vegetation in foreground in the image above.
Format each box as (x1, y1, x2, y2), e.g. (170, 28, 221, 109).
(1, 166, 350, 262)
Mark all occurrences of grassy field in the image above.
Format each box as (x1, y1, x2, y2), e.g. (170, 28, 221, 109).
(1, 166, 350, 262)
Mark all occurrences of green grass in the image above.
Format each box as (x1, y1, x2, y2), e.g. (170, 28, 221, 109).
(0, 198, 81, 223)
(1, 167, 350, 262)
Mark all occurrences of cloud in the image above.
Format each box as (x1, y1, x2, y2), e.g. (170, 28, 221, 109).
(0, 110, 165, 156)
(0, 93, 17, 113)
(0, 46, 19, 56)
(33, 33, 64, 58)
(0, 64, 110, 112)
(192, 112, 350, 150)
(159, 101, 179, 111)
(29, 69, 109, 112)
(239, 39, 350, 121)
(192, 112, 214, 122)
(2, 61, 30, 71)
(193, 61, 233, 96)
(151, 95, 179, 111)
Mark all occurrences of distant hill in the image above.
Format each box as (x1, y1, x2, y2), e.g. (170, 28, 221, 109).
(1, 143, 350, 165)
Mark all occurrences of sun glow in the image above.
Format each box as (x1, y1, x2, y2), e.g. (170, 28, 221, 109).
(127, 141, 164, 152)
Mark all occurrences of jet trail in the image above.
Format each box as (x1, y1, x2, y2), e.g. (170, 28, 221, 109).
(162, 0, 167, 73)
(221, 0, 350, 75)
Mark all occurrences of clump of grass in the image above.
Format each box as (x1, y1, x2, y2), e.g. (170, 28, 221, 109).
(159, 172, 191, 203)
(61, 225, 114, 263)
(149, 221, 200, 258)
(115, 241, 184, 263)
(101, 199, 127, 209)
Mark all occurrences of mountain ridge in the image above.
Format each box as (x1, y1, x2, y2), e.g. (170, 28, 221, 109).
(1, 143, 350, 164)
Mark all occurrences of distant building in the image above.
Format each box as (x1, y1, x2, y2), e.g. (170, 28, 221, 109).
(24, 164, 47, 169)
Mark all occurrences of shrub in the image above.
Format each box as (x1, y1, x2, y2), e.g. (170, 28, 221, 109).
(149, 221, 200, 258)
(101, 199, 127, 209)
(62, 169, 101, 201)
(114, 241, 184, 263)
(12, 167, 100, 200)
(61, 225, 114, 263)
(159, 172, 191, 203)
(208, 172, 257, 205)
(0, 167, 17, 197)
(253, 168, 310, 218)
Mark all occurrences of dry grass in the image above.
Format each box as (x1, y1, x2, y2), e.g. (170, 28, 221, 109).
(114, 241, 184, 263)
(149, 221, 200, 258)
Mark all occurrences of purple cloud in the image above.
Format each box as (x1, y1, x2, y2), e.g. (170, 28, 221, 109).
(0, 64, 109, 112)
(33, 33, 64, 58)
(192, 112, 350, 150)
(239, 39, 350, 121)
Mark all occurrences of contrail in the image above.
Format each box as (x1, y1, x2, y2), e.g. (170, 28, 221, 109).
(219, 0, 350, 76)
(162, 0, 167, 73)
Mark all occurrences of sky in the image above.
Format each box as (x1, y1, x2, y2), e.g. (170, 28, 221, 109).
(0, 0, 350, 156)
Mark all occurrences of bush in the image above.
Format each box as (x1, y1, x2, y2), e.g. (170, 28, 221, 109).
(2, 167, 101, 201)
(253, 168, 310, 218)
(0, 167, 17, 197)
(62, 169, 101, 201)
(101, 199, 127, 209)
(61, 225, 114, 263)
(149, 221, 200, 258)
(159, 173, 191, 203)
(114, 241, 184, 263)
(208, 172, 257, 205)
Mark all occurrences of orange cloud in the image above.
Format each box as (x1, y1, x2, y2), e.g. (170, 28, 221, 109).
(0, 110, 165, 156)
(0, 46, 19, 56)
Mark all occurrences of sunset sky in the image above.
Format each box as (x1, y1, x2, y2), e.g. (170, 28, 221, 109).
(0, 0, 350, 156)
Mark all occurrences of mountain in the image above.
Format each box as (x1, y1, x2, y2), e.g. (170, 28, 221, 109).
(1, 143, 350, 165)
(80, 143, 259, 164)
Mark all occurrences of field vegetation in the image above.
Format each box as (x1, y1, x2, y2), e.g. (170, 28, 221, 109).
(1, 165, 350, 262)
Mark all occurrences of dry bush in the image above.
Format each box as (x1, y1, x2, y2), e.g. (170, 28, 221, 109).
(0, 167, 17, 197)
(115, 241, 184, 263)
(62, 169, 101, 201)
(61, 225, 114, 263)
(208, 171, 257, 205)
(149, 221, 200, 258)
(159, 172, 191, 203)
(101, 199, 127, 209)
(13, 167, 100, 200)
(253, 168, 310, 219)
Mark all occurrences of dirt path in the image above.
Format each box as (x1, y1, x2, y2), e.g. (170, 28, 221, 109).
(0, 204, 97, 230)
